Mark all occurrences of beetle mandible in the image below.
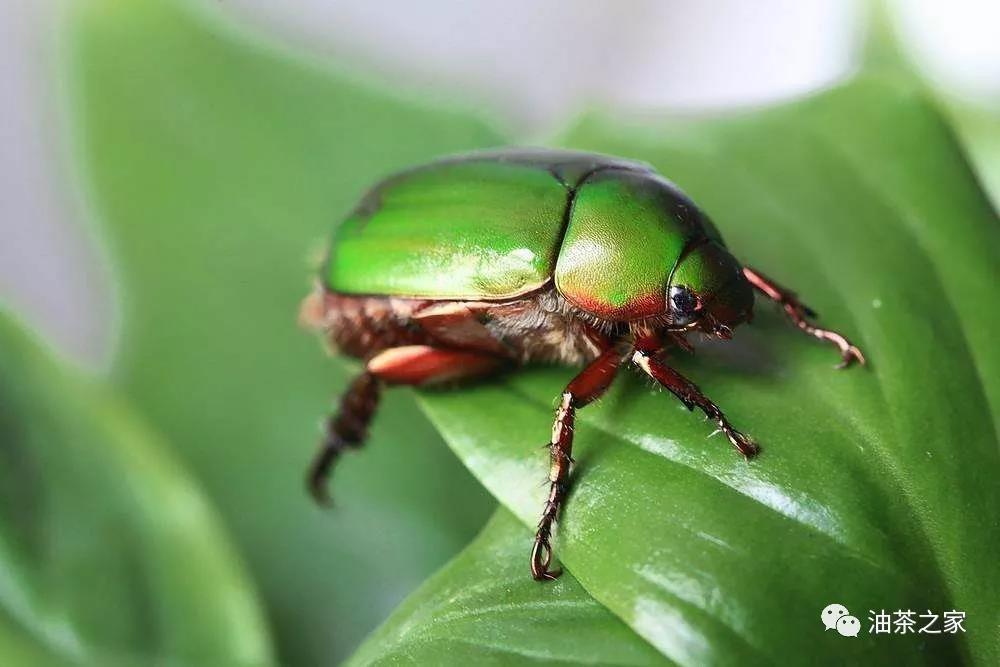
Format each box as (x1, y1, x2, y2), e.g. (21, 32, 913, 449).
(301, 148, 865, 581)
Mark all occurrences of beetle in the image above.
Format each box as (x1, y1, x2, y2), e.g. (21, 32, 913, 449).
(301, 148, 865, 581)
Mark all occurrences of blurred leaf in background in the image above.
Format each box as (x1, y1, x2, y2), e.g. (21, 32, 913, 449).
(405, 74, 1000, 663)
(949, 103, 1000, 211)
(65, 0, 499, 662)
(0, 309, 270, 666)
(869, 0, 1000, 212)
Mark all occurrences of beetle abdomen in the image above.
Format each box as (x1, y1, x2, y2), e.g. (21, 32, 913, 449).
(303, 286, 605, 367)
(301, 291, 433, 358)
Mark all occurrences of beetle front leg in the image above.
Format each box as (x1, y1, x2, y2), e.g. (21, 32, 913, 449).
(632, 341, 758, 459)
(532, 346, 624, 581)
(743, 266, 865, 369)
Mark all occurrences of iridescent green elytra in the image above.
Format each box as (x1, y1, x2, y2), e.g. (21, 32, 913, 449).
(325, 147, 752, 324)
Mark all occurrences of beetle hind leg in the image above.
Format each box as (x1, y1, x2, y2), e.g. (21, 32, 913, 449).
(743, 266, 865, 369)
(308, 345, 503, 505)
(308, 371, 381, 505)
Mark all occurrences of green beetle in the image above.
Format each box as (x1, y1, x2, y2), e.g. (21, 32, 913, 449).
(302, 148, 864, 581)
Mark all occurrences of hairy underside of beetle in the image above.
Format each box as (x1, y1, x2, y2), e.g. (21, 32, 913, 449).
(300, 284, 615, 370)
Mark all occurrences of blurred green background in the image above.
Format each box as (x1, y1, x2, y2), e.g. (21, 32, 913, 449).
(1, 0, 998, 665)
(66, 1, 501, 664)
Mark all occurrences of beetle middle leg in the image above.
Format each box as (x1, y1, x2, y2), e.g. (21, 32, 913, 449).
(308, 345, 502, 505)
(632, 338, 758, 459)
(743, 266, 865, 369)
(532, 345, 624, 581)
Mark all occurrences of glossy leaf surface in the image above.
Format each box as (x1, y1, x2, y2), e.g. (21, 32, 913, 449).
(349, 509, 665, 666)
(413, 73, 1000, 664)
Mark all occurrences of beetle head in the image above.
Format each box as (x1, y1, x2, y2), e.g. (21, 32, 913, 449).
(666, 241, 754, 338)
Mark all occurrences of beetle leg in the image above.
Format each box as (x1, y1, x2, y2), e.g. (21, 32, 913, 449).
(666, 330, 695, 354)
(743, 266, 865, 369)
(411, 302, 512, 356)
(632, 340, 758, 459)
(308, 371, 381, 505)
(308, 346, 503, 505)
(532, 345, 624, 581)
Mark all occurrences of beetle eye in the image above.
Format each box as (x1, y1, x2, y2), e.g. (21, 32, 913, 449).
(668, 285, 700, 325)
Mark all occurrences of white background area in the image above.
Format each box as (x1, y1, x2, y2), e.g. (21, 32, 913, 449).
(2, 0, 998, 366)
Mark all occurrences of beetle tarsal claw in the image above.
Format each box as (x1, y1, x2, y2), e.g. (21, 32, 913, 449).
(306, 469, 334, 508)
(835, 345, 866, 370)
(725, 427, 759, 460)
(530, 539, 562, 581)
(307, 436, 357, 508)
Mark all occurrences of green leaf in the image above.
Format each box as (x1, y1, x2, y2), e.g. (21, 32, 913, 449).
(0, 309, 271, 665)
(348, 508, 665, 666)
(64, 0, 500, 662)
(415, 75, 1000, 664)
(862, 0, 1000, 236)
(948, 103, 1000, 212)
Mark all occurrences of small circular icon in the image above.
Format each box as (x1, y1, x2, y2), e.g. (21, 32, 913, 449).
(836, 615, 861, 637)
(821, 603, 849, 630)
